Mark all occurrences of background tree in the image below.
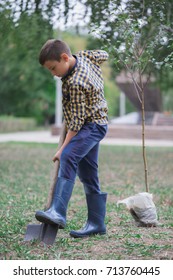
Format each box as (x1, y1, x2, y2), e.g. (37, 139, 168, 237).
(0, 0, 55, 124)
(84, 0, 173, 111)
(89, 0, 173, 191)
(0, 0, 120, 123)
(1, 0, 173, 124)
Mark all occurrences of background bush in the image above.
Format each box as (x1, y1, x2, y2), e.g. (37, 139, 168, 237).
(0, 116, 37, 133)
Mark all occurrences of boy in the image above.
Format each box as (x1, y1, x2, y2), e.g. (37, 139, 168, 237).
(35, 39, 109, 238)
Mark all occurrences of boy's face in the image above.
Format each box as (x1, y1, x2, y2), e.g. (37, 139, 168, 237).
(44, 54, 70, 78)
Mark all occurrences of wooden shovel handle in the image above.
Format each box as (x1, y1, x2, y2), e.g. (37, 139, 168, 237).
(45, 121, 67, 209)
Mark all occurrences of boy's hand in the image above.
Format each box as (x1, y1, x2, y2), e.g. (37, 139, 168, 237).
(52, 149, 62, 162)
(52, 129, 77, 162)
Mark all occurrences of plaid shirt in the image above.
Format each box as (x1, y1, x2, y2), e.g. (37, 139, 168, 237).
(61, 50, 109, 131)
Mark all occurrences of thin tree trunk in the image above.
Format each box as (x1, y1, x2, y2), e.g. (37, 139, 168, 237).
(141, 86, 149, 192)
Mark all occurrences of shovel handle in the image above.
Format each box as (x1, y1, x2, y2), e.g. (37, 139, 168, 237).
(45, 121, 67, 209)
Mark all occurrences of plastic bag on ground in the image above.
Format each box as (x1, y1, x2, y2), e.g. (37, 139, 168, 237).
(117, 192, 158, 227)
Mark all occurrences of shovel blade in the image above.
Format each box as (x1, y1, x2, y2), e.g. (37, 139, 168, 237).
(24, 223, 59, 245)
(24, 224, 42, 241)
(40, 223, 59, 245)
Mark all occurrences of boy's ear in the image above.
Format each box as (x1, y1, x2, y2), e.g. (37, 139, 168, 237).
(61, 53, 69, 62)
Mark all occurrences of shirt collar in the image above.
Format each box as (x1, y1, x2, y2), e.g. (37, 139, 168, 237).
(61, 55, 77, 81)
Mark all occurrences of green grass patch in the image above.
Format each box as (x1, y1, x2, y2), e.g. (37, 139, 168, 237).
(0, 143, 173, 260)
(0, 115, 37, 133)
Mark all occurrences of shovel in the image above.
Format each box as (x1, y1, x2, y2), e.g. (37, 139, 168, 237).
(24, 121, 66, 245)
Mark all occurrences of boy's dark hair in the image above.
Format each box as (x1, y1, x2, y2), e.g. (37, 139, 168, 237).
(39, 39, 72, 65)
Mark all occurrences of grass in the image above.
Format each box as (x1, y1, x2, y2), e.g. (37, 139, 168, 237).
(0, 116, 37, 133)
(0, 142, 173, 260)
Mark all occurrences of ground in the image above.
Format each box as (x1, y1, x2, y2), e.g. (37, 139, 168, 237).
(0, 142, 173, 260)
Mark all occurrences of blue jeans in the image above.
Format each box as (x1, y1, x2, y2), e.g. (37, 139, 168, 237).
(58, 123, 107, 194)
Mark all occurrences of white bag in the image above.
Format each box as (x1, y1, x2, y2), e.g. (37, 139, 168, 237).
(117, 192, 158, 227)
